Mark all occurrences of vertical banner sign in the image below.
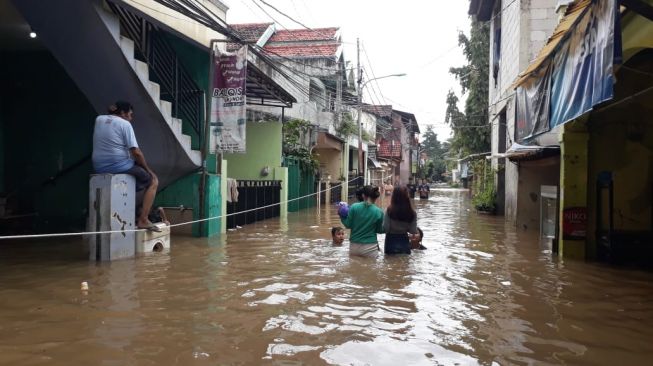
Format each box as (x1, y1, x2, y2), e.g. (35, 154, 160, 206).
(210, 45, 247, 153)
(550, 0, 620, 128)
(515, 61, 552, 142)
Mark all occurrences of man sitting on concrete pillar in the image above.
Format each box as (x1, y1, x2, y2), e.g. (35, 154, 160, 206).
(92, 101, 160, 231)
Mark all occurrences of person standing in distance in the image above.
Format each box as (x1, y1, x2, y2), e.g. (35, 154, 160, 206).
(340, 185, 384, 257)
(92, 101, 160, 231)
(418, 179, 430, 200)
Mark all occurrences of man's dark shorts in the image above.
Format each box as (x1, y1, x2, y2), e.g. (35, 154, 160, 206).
(123, 165, 152, 192)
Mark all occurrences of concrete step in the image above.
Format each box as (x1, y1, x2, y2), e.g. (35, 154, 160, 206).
(134, 60, 149, 83)
(188, 149, 202, 165)
(171, 117, 183, 135)
(147, 81, 161, 104)
(160, 100, 172, 124)
(119, 36, 135, 67)
(180, 134, 192, 147)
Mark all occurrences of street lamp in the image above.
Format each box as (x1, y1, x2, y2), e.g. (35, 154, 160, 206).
(357, 73, 406, 184)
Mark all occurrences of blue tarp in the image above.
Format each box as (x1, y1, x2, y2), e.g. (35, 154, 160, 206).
(549, 0, 621, 128)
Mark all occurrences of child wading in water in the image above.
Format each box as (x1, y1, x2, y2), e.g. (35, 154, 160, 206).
(340, 185, 384, 257)
(331, 226, 345, 246)
(409, 227, 427, 250)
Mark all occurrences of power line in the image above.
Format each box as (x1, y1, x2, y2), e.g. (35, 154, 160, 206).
(361, 44, 388, 105)
(416, 44, 460, 69)
(490, 0, 519, 21)
(251, 0, 289, 30)
(258, 0, 311, 29)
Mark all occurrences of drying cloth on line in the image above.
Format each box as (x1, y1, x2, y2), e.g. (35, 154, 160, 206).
(226, 178, 239, 203)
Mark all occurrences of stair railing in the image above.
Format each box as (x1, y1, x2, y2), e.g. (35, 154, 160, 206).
(108, 3, 205, 146)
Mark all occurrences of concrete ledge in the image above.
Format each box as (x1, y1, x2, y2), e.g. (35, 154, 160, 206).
(135, 223, 171, 253)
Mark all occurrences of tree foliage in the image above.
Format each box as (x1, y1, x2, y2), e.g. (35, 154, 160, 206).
(446, 19, 491, 157)
(420, 126, 449, 181)
(282, 119, 319, 172)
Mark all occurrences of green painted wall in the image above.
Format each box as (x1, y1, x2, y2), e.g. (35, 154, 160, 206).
(224, 122, 283, 180)
(0, 51, 95, 232)
(155, 172, 221, 237)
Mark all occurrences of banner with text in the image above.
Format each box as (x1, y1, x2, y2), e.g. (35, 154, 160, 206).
(550, 0, 620, 127)
(210, 45, 247, 153)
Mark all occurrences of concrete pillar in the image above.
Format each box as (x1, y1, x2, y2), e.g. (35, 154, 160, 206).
(363, 150, 369, 185)
(88, 174, 136, 261)
(220, 159, 228, 234)
(275, 166, 288, 218)
(558, 125, 589, 259)
(342, 144, 350, 200)
(325, 180, 332, 204)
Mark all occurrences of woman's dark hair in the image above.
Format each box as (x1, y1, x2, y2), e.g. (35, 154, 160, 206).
(108, 101, 133, 115)
(363, 185, 380, 200)
(355, 188, 365, 202)
(417, 227, 423, 240)
(387, 186, 416, 222)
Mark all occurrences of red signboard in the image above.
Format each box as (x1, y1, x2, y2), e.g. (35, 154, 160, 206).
(562, 207, 587, 240)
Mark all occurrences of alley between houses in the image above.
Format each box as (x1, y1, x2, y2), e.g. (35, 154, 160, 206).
(1, 188, 652, 365)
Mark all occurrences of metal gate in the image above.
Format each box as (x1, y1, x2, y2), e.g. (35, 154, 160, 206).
(284, 157, 316, 212)
(226, 180, 281, 229)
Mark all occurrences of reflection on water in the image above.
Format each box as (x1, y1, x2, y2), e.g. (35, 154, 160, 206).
(1, 189, 653, 365)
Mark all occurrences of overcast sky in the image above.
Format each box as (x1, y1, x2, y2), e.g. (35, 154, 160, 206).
(223, 0, 471, 141)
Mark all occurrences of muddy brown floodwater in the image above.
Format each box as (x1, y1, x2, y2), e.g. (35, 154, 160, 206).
(1, 188, 653, 365)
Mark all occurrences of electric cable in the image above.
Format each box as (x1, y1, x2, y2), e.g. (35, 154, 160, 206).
(257, 0, 311, 29)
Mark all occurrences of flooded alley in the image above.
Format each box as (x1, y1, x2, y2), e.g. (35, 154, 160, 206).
(1, 189, 653, 365)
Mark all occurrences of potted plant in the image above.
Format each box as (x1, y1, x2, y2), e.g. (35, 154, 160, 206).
(472, 186, 496, 214)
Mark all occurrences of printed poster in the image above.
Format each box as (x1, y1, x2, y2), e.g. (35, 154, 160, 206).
(210, 45, 247, 153)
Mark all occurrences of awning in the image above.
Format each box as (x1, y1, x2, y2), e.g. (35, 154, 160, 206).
(488, 143, 560, 161)
(513, 0, 591, 88)
(368, 158, 383, 170)
(245, 56, 296, 107)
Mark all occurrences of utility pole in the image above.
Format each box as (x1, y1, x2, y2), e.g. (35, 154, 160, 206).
(335, 68, 342, 126)
(356, 38, 363, 185)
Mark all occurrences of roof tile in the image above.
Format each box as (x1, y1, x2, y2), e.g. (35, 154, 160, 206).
(269, 28, 338, 42)
(264, 44, 339, 58)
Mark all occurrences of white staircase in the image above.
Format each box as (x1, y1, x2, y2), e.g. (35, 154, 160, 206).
(106, 12, 201, 166)
(12, 0, 203, 187)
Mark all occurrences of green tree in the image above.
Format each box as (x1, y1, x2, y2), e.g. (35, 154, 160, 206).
(446, 18, 491, 157)
(420, 126, 449, 181)
(282, 119, 318, 171)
